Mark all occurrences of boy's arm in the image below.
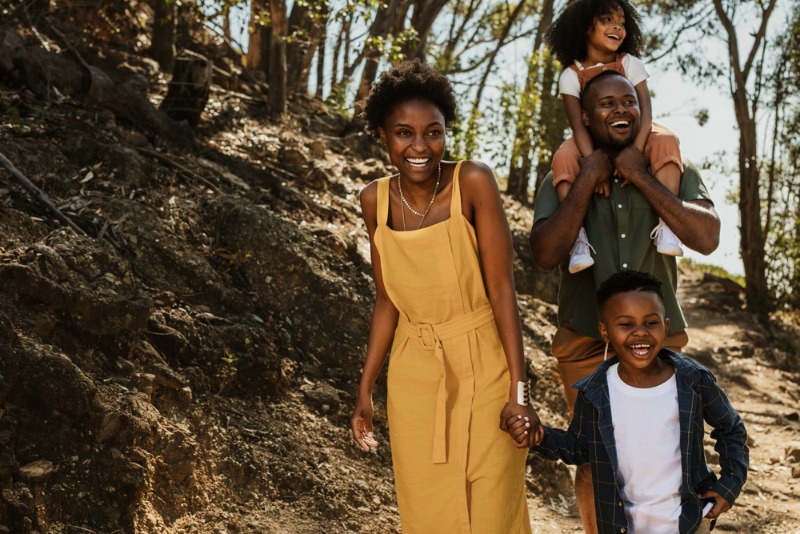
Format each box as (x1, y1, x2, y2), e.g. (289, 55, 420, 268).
(701, 372, 749, 506)
(532, 393, 592, 466)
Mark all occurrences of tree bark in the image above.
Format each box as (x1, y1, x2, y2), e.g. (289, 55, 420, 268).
(160, 55, 212, 128)
(148, 0, 177, 73)
(268, 0, 288, 116)
(354, 0, 410, 105)
(246, 0, 271, 76)
(403, 0, 450, 62)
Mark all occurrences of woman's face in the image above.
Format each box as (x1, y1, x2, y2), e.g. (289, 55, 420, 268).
(378, 98, 446, 183)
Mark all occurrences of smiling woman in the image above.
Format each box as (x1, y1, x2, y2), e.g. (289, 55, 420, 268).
(349, 59, 541, 533)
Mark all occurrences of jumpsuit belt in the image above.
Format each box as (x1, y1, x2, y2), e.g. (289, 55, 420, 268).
(396, 304, 495, 464)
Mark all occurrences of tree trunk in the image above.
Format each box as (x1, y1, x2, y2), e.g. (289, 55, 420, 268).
(316, 20, 326, 98)
(712, 0, 776, 318)
(160, 55, 213, 128)
(403, 0, 450, 62)
(268, 0, 288, 116)
(246, 0, 271, 76)
(148, 0, 176, 73)
(354, 0, 410, 105)
(464, 0, 527, 156)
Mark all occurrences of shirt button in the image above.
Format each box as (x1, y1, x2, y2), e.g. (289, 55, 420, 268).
(617, 204, 623, 208)
(620, 529, 626, 533)
(621, 234, 626, 238)
(619, 501, 624, 507)
(623, 263, 628, 268)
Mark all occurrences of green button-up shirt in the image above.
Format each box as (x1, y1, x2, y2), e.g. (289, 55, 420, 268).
(532, 162, 712, 340)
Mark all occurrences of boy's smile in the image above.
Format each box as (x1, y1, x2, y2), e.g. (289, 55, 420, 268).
(599, 290, 672, 387)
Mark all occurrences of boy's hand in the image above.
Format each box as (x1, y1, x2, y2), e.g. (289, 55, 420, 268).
(699, 490, 730, 519)
(505, 414, 545, 448)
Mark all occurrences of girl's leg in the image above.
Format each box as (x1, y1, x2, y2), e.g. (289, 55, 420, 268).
(646, 125, 684, 255)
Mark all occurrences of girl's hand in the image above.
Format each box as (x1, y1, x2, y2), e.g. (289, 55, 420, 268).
(698, 490, 731, 519)
(593, 178, 610, 197)
(351, 395, 379, 452)
(500, 402, 544, 448)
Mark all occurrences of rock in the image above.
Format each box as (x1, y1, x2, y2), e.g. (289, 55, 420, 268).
(301, 381, 342, 412)
(793, 466, 800, 479)
(18, 460, 54, 482)
(352, 158, 388, 181)
(704, 445, 720, 465)
(785, 442, 800, 463)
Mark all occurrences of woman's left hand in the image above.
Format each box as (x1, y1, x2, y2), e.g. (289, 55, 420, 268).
(500, 402, 543, 448)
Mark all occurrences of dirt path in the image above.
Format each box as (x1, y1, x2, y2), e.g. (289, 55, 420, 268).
(521, 268, 800, 533)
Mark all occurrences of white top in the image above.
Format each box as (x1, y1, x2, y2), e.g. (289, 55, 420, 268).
(558, 54, 649, 99)
(607, 363, 682, 534)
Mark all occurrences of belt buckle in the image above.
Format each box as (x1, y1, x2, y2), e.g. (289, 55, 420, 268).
(416, 324, 435, 348)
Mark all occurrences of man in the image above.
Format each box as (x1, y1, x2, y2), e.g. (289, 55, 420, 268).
(529, 71, 721, 533)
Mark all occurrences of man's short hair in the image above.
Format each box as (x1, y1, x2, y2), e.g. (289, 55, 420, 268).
(596, 270, 664, 309)
(580, 70, 631, 110)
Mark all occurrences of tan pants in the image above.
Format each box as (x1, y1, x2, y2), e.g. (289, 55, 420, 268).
(551, 322, 689, 416)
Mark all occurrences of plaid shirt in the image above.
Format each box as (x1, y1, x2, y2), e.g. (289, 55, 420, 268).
(534, 350, 748, 534)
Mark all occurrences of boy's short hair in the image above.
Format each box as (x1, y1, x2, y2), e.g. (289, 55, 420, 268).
(596, 270, 664, 309)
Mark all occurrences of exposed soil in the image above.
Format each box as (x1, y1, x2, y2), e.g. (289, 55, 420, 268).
(0, 5, 798, 533)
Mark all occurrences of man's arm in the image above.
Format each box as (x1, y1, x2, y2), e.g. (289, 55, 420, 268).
(530, 150, 612, 270)
(614, 147, 720, 254)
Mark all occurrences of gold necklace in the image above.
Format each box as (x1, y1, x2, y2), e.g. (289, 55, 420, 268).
(398, 162, 441, 231)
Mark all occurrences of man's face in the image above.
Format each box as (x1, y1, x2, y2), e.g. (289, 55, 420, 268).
(581, 75, 640, 151)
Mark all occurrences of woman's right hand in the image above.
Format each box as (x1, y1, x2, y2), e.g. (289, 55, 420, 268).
(351, 394, 379, 452)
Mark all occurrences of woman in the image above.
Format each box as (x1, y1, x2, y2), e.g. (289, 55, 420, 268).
(350, 60, 542, 533)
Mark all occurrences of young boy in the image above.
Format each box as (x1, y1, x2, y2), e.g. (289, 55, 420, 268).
(509, 270, 748, 534)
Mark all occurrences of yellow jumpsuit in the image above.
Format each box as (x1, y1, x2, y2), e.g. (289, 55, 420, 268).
(374, 162, 531, 533)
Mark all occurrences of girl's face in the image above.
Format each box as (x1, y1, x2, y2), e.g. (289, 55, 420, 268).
(586, 7, 626, 55)
(378, 98, 446, 184)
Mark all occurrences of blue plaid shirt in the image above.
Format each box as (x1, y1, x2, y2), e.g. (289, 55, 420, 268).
(534, 350, 748, 534)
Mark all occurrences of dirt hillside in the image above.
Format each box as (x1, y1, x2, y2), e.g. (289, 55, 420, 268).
(0, 5, 798, 533)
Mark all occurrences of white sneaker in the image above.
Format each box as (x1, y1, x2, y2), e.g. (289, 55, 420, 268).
(650, 218, 684, 256)
(569, 227, 595, 273)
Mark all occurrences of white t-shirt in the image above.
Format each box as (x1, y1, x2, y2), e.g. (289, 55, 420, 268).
(558, 54, 649, 99)
(607, 363, 682, 534)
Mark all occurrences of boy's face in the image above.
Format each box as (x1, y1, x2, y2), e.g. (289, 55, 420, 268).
(598, 290, 670, 375)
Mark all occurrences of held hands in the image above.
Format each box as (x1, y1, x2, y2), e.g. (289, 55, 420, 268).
(350, 394, 379, 452)
(500, 402, 544, 449)
(699, 490, 731, 520)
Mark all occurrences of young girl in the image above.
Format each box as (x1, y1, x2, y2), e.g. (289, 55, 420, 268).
(546, 0, 684, 273)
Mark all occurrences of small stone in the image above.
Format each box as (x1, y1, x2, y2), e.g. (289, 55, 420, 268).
(18, 460, 54, 482)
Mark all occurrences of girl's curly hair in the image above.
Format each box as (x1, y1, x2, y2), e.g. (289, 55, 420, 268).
(545, 0, 644, 68)
(359, 59, 457, 139)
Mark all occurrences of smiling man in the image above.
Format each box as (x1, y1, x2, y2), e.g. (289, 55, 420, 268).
(528, 71, 721, 534)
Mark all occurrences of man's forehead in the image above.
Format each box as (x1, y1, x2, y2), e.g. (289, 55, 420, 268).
(586, 75, 636, 102)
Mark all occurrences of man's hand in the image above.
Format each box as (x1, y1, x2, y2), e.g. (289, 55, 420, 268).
(578, 150, 613, 190)
(611, 146, 649, 187)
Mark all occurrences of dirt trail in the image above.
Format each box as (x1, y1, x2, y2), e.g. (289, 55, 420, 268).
(523, 268, 800, 533)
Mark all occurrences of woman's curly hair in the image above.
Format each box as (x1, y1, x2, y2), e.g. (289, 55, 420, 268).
(359, 59, 457, 139)
(545, 0, 644, 68)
